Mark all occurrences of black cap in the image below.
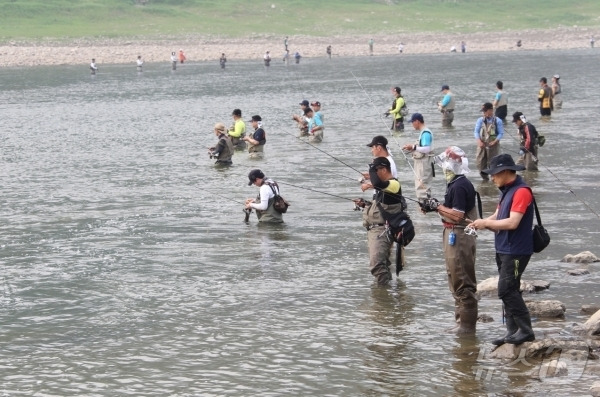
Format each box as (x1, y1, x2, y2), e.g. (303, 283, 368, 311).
(366, 135, 388, 147)
(299, 100, 309, 107)
(512, 111, 524, 123)
(409, 113, 424, 123)
(232, 108, 242, 116)
(248, 169, 265, 185)
(371, 157, 391, 170)
(249, 115, 262, 122)
(441, 84, 450, 91)
(483, 154, 525, 175)
(304, 107, 313, 115)
(481, 102, 494, 111)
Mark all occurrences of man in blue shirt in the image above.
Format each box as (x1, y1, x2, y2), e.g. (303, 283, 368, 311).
(438, 85, 455, 126)
(403, 113, 434, 202)
(474, 102, 504, 180)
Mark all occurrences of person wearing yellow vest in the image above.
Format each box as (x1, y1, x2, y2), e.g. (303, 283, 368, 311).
(538, 77, 553, 117)
(228, 109, 247, 150)
(386, 87, 406, 132)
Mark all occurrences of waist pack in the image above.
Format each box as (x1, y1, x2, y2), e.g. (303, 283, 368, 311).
(532, 198, 550, 253)
(377, 203, 415, 247)
(268, 183, 290, 214)
(400, 104, 409, 117)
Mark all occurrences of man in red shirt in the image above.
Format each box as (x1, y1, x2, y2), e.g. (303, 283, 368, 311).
(468, 154, 536, 346)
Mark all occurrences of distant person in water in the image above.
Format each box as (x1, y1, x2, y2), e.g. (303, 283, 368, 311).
(398, 43, 404, 53)
(461, 41, 466, 53)
(294, 51, 301, 64)
(369, 38, 374, 55)
(171, 51, 177, 70)
(591, 36, 595, 48)
(326, 45, 332, 59)
(219, 53, 227, 69)
(263, 51, 271, 68)
(136, 55, 143, 72)
(178, 49, 186, 64)
(90, 58, 98, 75)
(283, 50, 290, 66)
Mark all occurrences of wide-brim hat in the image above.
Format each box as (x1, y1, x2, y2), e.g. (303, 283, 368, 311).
(483, 154, 525, 175)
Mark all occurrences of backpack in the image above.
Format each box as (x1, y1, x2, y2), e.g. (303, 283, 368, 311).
(267, 182, 290, 214)
(400, 102, 409, 117)
(377, 203, 415, 247)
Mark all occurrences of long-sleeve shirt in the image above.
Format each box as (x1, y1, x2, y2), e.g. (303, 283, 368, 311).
(473, 117, 504, 140)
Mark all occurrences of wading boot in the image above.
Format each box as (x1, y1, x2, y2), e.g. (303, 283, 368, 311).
(455, 308, 477, 336)
(444, 305, 461, 333)
(504, 314, 535, 345)
(492, 315, 517, 346)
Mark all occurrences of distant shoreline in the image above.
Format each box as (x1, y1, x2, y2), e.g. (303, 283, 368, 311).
(0, 27, 597, 67)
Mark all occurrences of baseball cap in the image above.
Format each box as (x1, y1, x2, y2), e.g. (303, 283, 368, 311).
(409, 113, 424, 123)
(248, 169, 265, 185)
(299, 100, 309, 107)
(366, 135, 388, 147)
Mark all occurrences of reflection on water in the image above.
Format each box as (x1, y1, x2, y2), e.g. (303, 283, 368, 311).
(1, 49, 599, 395)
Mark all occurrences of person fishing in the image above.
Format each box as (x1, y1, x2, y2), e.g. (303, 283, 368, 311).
(242, 115, 266, 159)
(420, 146, 480, 335)
(513, 112, 539, 171)
(245, 169, 284, 223)
(354, 157, 407, 286)
(474, 102, 504, 181)
(467, 153, 536, 346)
(385, 86, 406, 132)
(402, 113, 434, 203)
(228, 108, 247, 150)
(208, 122, 234, 166)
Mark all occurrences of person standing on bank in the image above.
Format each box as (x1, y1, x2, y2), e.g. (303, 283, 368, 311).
(468, 153, 536, 346)
(513, 112, 539, 171)
(170, 51, 177, 70)
(245, 169, 284, 223)
(474, 102, 504, 181)
(551, 75, 562, 110)
(492, 81, 508, 122)
(420, 146, 479, 335)
(438, 84, 455, 127)
(403, 113, 434, 203)
(242, 115, 266, 159)
(355, 157, 407, 286)
(208, 123, 234, 166)
(228, 108, 247, 150)
(386, 86, 406, 132)
(538, 77, 553, 117)
(90, 58, 98, 75)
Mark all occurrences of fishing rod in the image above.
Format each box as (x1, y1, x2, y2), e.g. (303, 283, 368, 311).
(313, 166, 361, 182)
(501, 130, 600, 220)
(279, 128, 365, 175)
(205, 189, 253, 222)
(350, 71, 419, 179)
(277, 180, 358, 203)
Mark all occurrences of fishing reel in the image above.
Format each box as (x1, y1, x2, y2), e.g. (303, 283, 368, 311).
(464, 225, 478, 238)
(353, 198, 370, 211)
(419, 197, 440, 213)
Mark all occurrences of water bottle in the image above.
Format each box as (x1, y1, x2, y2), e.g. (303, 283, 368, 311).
(448, 230, 456, 246)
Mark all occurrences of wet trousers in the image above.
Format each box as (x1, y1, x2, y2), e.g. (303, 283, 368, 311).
(367, 226, 394, 284)
(413, 156, 433, 202)
(443, 228, 478, 312)
(516, 146, 538, 171)
(476, 143, 501, 173)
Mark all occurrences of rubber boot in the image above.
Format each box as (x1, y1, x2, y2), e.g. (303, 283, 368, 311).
(504, 314, 535, 345)
(455, 308, 477, 335)
(444, 304, 461, 333)
(492, 315, 517, 346)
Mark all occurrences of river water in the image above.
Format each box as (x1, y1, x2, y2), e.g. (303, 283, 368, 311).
(1, 49, 599, 396)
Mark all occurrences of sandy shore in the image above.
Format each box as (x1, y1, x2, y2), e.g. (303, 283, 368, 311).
(0, 27, 598, 67)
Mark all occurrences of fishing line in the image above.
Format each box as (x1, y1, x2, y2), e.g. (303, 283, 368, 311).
(279, 128, 365, 175)
(502, 130, 600, 220)
(274, 180, 357, 203)
(350, 71, 419, 179)
(313, 166, 360, 182)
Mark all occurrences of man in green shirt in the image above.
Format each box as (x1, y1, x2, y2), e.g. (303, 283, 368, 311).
(228, 108, 247, 150)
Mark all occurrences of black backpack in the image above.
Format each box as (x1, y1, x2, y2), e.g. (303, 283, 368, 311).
(267, 182, 290, 214)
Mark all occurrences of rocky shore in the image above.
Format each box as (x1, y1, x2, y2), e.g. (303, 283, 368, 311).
(0, 27, 598, 67)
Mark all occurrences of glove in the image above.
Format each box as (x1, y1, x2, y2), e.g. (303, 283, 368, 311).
(419, 198, 440, 213)
(383, 111, 390, 117)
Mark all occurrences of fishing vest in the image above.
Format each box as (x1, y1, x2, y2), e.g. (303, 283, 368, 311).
(393, 97, 405, 120)
(412, 128, 434, 159)
(255, 180, 283, 223)
(553, 83, 561, 95)
(217, 133, 234, 163)
(539, 86, 553, 109)
(495, 176, 534, 255)
(443, 93, 455, 110)
(496, 91, 508, 108)
(363, 179, 406, 227)
(519, 123, 538, 151)
(248, 128, 266, 154)
(479, 117, 498, 143)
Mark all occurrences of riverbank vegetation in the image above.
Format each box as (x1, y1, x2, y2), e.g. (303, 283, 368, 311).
(1, 0, 599, 41)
